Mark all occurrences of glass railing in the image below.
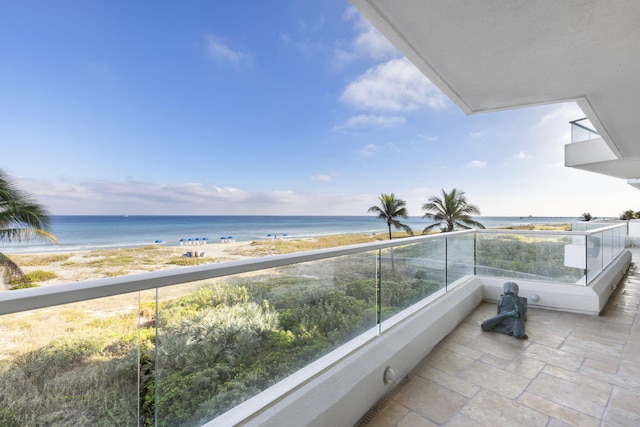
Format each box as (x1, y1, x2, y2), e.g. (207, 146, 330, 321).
(476, 230, 584, 284)
(570, 117, 600, 143)
(0, 225, 627, 426)
(586, 224, 626, 283)
(476, 223, 626, 286)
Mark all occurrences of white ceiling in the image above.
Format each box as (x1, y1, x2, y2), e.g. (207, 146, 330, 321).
(350, 0, 640, 178)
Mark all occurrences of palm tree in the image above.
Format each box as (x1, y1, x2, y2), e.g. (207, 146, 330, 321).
(422, 188, 485, 233)
(0, 170, 58, 285)
(581, 212, 593, 221)
(620, 209, 637, 220)
(368, 193, 413, 239)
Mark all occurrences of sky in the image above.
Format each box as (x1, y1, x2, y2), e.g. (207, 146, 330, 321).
(2, 1, 638, 218)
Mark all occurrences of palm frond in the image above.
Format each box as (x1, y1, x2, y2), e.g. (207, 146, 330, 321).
(421, 188, 484, 232)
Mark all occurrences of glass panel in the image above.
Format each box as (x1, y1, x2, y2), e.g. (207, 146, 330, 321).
(153, 252, 377, 426)
(446, 233, 475, 286)
(0, 293, 142, 426)
(603, 229, 613, 265)
(570, 119, 599, 143)
(618, 226, 625, 254)
(378, 240, 446, 324)
(586, 233, 604, 283)
(476, 233, 584, 284)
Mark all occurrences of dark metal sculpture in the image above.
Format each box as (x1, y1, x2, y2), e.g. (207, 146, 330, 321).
(481, 281, 528, 339)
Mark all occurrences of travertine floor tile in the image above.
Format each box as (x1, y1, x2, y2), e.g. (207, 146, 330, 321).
(478, 353, 510, 369)
(428, 349, 475, 375)
(541, 364, 612, 395)
(506, 355, 545, 379)
(396, 412, 436, 427)
(440, 339, 484, 360)
(607, 386, 640, 419)
(458, 360, 531, 399)
(517, 391, 600, 427)
(413, 365, 480, 398)
(527, 330, 566, 348)
(460, 390, 548, 426)
(563, 331, 625, 357)
(528, 373, 608, 419)
(444, 413, 483, 427)
(523, 343, 584, 371)
(393, 376, 466, 424)
(468, 334, 524, 360)
(366, 402, 408, 427)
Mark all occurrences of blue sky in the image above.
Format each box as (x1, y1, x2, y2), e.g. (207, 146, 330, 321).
(2, 1, 638, 217)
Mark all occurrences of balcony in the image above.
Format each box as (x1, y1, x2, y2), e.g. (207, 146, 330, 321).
(0, 223, 632, 426)
(565, 119, 640, 187)
(361, 250, 640, 426)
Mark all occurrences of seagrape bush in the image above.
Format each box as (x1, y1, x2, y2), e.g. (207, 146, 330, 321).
(144, 277, 375, 427)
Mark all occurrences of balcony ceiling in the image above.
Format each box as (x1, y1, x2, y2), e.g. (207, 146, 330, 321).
(350, 0, 640, 175)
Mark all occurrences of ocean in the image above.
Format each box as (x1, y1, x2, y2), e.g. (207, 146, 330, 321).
(1, 215, 581, 254)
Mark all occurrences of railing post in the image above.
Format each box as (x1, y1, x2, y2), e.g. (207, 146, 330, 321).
(444, 237, 448, 290)
(154, 287, 159, 427)
(473, 232, 477, 277)
(376, 248, 382, 335)
(137, 291, 142, 427)
(584, 235, 588, 285)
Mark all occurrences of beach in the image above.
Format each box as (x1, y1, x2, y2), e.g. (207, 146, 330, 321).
(5, 233, 391, 289)
(6, 240, 257, 288)
(4, 218, 577, 289)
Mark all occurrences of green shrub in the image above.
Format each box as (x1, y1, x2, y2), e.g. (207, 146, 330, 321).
(23, 270, 57, 282)
(10, 282, 40, 290)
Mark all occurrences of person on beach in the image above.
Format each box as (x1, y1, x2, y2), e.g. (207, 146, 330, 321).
(481, 281, 528, 339)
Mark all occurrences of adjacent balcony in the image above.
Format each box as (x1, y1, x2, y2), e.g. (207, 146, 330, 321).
(566, 119, 640, 187)
(0, 223, 631, 426)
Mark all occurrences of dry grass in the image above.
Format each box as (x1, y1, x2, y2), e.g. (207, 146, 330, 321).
(5, 226, 568, 287)
(499, 224, 571, 231)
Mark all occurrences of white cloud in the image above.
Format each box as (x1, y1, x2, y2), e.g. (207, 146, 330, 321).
(310, 173, 334, 182)
(334, 7, 398, 66)
(204, 34, 254, 67)
(340, 58, 448, 112)
(470, 131, 487, 139)
(418, 134, 439, 142)
(514, 151, 531, 160)
(13, 176, 378, 216)
(467, 160, 487, 168)
(280, 32, 322, 56)
(537, 103, 583, 127)
(333, 114, 406, 130)
(359, 143, 382, 157)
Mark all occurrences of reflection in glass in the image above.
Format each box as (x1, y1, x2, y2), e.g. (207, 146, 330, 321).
(153, 252, 377, 426)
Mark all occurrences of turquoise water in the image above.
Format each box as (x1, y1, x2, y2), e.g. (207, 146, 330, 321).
(1, 215, 580, 254)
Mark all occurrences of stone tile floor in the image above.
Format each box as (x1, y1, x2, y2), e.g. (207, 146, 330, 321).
(363, 249, 640, 426)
